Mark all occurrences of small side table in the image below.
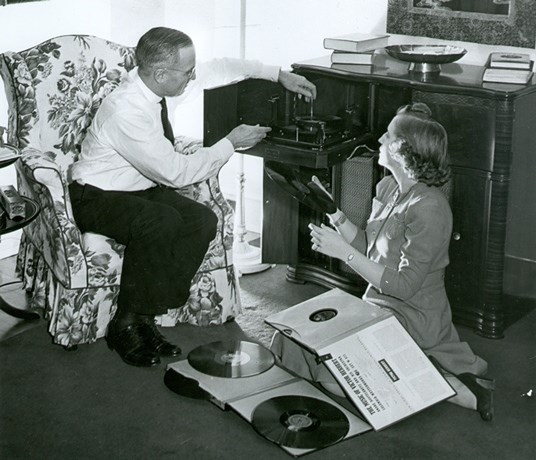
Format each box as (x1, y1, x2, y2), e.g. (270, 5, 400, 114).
(0, 145, 41, 320)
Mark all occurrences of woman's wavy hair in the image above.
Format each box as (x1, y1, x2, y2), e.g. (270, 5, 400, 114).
(391, 103, 450, 187)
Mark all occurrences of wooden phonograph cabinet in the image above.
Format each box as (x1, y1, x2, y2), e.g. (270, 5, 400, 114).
(204, 55, 536, 339)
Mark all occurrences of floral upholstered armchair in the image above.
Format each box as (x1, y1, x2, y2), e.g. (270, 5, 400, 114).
(0, 35, 241, 349)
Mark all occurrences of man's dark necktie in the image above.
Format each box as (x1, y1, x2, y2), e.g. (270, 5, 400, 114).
(159, 98, 175, 144)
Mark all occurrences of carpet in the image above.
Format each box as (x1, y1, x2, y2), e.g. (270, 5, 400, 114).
(236, 265, 326, 347)
(1, 266, 535, 459)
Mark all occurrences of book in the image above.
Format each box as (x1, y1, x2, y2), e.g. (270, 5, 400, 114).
(489, 52, 532, 70)
(265, 288, 456, 431)
(482, 67, 533, 85)
(323, 32, 389, 53)
(331, 63, 375, 75)
(331, 50, 374, 65)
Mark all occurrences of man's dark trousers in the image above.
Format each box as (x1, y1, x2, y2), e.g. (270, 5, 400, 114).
(68, 181, 218, 315)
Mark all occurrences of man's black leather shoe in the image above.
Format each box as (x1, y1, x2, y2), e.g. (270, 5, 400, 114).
(106, 321, 160, 367)
(140, 320, 182, 357)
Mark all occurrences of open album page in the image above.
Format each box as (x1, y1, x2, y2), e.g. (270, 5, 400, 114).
(265, 288, 390, 351)
(318, 316, 456, 430)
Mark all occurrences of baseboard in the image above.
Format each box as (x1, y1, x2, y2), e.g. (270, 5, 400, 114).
(504, 255, 536, 299)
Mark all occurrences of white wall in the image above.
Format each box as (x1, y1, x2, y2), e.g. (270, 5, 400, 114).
(244, 0, 385, 67)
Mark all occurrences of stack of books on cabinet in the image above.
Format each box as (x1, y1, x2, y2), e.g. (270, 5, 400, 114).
(482, 52, 534, 85)
(324, 32, 389, 72)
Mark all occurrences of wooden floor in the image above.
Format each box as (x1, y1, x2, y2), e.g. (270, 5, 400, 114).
(0, 255, 42, 342)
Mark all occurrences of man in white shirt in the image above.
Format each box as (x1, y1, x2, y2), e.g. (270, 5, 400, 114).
(68, 27, 316, 367)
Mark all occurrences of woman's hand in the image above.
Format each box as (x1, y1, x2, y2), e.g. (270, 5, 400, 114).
(310, 222, 384, 287)
(309, 222, 351, 260)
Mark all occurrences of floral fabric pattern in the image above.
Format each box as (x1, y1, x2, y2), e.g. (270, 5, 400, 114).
(1, 35, 241, 347)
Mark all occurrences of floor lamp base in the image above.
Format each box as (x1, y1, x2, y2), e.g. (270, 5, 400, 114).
(233, 240, 272, 276)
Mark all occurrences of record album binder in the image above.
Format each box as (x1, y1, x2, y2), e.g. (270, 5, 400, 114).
(265, 288, 456, 430)
(165, 290, 455, 455)
(166, 355, 371, 456)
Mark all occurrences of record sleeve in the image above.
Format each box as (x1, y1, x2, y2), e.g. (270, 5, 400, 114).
(264, 162, 337, 214)
(229, 378, 371, 456)
(167, 356, 299, 409)
(265, 288, 390, 352)
(166, 345, 372, 456)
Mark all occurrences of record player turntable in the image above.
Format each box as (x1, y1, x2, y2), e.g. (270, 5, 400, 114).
(265, 95, 366, 152)
(203, 78, 375, 169)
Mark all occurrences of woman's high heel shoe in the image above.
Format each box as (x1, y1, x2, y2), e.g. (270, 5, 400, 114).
(457, 373, 495, 422)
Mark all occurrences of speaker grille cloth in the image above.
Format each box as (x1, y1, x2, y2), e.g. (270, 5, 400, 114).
(338, 155, 377, 275)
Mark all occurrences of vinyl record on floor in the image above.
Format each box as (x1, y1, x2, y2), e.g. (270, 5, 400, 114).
(163, 368, 210, 400)
(251, 395, 350, 449)
(187, 340, 275, 378)
(264, 161, 337, 214)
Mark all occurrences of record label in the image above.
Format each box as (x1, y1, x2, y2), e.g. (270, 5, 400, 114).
(251, 395, 350, 449)
(187, 340, 275, 378)
(216, 350, 251, 366)
(309, 308, 338, 322)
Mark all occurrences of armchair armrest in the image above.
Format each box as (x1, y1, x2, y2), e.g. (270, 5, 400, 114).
(20, 149, 68, 200)
(16, 147, 88, 288)
(171, 135, 235, 256)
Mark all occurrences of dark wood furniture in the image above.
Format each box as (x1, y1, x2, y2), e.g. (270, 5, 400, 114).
(0, 149, 41, 320)
(204, 54, 536, 339)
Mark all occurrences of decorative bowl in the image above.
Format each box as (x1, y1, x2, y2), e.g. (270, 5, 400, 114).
(385, 45, 467, 73)
(0, 144, 21, 168)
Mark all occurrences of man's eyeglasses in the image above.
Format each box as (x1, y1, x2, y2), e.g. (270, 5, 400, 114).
(163, 67, 196, 79)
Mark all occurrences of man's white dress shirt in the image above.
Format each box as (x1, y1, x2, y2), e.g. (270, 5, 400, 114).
(70, 58, 280, 191)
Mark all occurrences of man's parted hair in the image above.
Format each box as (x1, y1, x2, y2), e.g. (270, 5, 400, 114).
(135, 27, 193, 71)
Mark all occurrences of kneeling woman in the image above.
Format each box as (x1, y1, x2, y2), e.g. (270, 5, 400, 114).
(271, 103, 494, 421)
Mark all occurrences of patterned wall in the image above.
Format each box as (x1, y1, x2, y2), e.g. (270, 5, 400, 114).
(387, 0, 536, 49)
